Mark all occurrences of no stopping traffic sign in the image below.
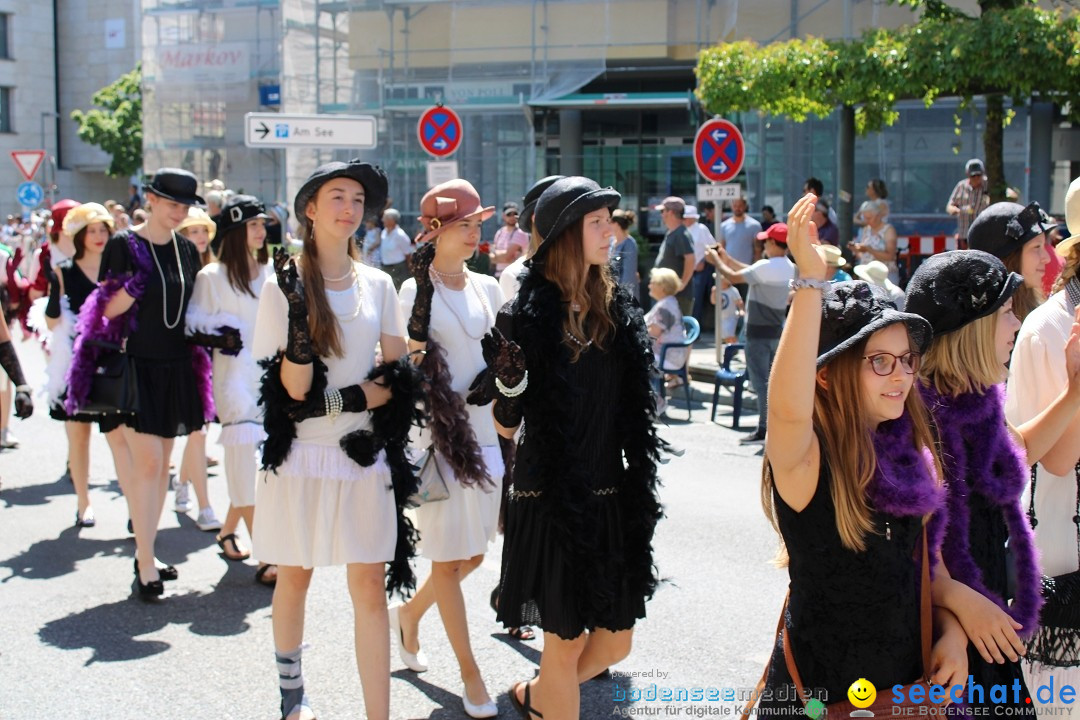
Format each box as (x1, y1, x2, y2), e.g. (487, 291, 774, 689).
(694, 119, 744, 183)
(418, 106, 462, 158)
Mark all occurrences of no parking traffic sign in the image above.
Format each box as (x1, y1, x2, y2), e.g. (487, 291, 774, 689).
(417, 106, 462, 158)
(694, 119, 744, 183)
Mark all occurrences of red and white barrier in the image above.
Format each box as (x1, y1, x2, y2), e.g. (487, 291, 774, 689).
(898, 235, 961, 256)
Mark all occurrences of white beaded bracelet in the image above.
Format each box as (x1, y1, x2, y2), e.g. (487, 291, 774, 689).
(324, 388, 343, 423)
(789, 278, 830, 291)
(495, 371, 528, 398)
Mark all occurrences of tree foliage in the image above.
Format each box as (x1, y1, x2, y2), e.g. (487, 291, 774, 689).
(696, 3, 1080, 200)
(71, 64, 142, 179)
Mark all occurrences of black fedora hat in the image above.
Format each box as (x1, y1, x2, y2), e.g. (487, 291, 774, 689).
(530, 176, 620, 263)
(817, 281, 932, 368)
(904, 249, 1022, 336)
(143, 168, 206, 207)
(519, 175, 564, 234)
(210, 195, 269, 254)
(294, 160, 388, 230)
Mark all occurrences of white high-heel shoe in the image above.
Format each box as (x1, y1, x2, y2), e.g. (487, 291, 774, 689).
(388, 603, 428, 672)
(462, 686, 498, 719)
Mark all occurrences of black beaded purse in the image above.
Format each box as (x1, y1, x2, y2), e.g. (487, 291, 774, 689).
(81, 339, 140, 416)
(1025, 461, 1080, 667)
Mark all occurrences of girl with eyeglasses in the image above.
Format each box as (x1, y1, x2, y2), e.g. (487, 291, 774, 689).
(906, 249, 1080, 714)
(751, 194, 966, 717)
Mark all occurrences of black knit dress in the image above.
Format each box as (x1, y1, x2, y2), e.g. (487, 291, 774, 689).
(495, 271, 663, 641)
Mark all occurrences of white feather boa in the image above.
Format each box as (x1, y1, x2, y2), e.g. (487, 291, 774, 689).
(30, 295, 76, 407)
(186, 299, 261, 429)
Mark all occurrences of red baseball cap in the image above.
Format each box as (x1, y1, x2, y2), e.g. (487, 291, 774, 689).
(757, 222, 788, 245)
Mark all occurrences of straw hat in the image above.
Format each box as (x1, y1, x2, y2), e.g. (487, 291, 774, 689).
(62, 203, 115, 237)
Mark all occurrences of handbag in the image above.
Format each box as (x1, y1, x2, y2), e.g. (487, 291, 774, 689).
(1025, 462, 1080, 667)
(741, 526, 939, 718)
(406, 448, 450, 508)
(81, 339, 139, 416)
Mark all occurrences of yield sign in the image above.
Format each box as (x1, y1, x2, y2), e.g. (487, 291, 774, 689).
(694, 119, 744, 183)
(11, 150, 45, 181)
(417, 106, 462, 158)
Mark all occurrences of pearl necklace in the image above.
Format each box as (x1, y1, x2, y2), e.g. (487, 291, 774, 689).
(329, 269, 363, 321)
(322, 265, 355, 283)
(430, 269, 493, 341)
(431, 266, 467, 280)
(149, 232, 186, 330)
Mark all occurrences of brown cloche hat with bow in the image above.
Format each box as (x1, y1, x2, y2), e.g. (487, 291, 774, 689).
(417, 179, 495, 244)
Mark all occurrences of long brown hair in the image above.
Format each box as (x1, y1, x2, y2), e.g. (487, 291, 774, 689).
(1002, 248, 1044, 323)
(539, 220, 616, 361)
(298, 222, 359, 359)
(761, 336, 943, 556)
(217, 223, 269, 297)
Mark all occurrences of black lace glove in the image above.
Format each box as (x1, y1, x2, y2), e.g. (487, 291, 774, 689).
(0, 340, 32, 419)
(407, 242, 436, 342)
(285, 384, 368, 422)
(482, 327, 527, 427)
(274, 247, 313, 364)
(188, 326, 243, 356)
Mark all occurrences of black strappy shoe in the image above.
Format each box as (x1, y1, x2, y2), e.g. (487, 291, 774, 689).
(509, 681, 543, 719)
(134, 558, 177, 581)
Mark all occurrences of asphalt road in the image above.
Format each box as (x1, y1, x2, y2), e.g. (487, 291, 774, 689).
(0, 344, 788, 720)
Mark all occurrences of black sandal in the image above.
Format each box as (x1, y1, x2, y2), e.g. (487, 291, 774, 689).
(134, 558, 178, 582)
(509, 681, 543, 719)
(255, 563, 277, 587)
(216, 533, 251, 562)
(508, 625, 535, 641)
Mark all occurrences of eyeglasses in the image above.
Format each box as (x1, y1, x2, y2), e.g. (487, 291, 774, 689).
(864, 351, 921, 376)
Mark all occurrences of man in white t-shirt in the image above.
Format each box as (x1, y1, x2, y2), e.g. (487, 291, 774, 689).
(380, 208, 413, 289)
(683, 205, 716, 326)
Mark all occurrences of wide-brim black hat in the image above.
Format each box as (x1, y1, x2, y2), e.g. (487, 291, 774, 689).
(967, 201, 1050, 260)
(210, 194, 269, 254)
(817, 281, 932, 368)
(143, 168, 206, 207)
(293, 160, 388, 230)
(904, 249, 1023, 336)
(519, 175, 564, 234)
(530, 176, 620, 263)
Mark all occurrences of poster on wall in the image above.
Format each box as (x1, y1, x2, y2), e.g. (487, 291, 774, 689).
(153, 42, 251, 102)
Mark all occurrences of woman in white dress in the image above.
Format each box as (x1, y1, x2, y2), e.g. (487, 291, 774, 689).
(392, 178, 503, 719)
(185, 195, 275, 583)
(251, 161, 409, 720)
(850, 199, 900, 285)
(1007, 188, 1080, 710)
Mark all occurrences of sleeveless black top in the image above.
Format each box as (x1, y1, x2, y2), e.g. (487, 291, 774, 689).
(768, 460, 923, 706)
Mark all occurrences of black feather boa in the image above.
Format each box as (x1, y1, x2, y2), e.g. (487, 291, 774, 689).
(508, 269, 664, 621)
(256, 353, 426, 598)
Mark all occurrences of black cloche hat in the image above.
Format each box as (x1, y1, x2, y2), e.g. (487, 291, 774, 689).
(817, 281, 932, 368)
(211, 195, 269, 254)
(143, 168, 206, 207)
(519, 175, 564, 234)
(904, 249, 1023, 336)
(967, 201, 1051, 260)
(293, 160, 388, 229)
(530, 176, 620, 263)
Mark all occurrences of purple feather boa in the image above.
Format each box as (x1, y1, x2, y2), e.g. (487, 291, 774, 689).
(65, 233, 214, 421)
(920, 382, 1043, 639)
(868, 412, 948, 570)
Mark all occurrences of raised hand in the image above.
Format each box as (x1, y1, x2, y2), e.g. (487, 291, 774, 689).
(407, 242, 437, 342)
(273, 247, 307, 318)
(786, 193, 827, 280)
(481, 327, 526, 389)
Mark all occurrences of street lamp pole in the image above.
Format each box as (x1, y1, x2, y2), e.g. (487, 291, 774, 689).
(40, 111, 60, 208)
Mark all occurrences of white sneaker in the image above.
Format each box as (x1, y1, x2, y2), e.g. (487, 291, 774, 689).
(173, 480, 193, 513)
(1, 429, 19, 448)
(195, 507, 222, 532)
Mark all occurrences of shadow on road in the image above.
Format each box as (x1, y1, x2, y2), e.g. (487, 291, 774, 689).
(37, 561, 273, 665)
(0, 520, 218, 583)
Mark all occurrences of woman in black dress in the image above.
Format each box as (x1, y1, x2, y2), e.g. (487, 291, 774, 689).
(75, 169, 215, 598)
(43, 203, 119, 527)
(752, 194, 967, 714)
(485, 177, 662, 719)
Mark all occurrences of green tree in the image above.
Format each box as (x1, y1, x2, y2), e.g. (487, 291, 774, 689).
(696, 2, 1080, 207)
(71, 64, 142, 179)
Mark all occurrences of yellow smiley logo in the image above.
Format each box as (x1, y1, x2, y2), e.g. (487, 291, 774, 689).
(847, 678, 877, 709)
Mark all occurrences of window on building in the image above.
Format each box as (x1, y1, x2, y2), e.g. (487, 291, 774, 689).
(0, 87, 12, 132)
(0, 14, 11, 60)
